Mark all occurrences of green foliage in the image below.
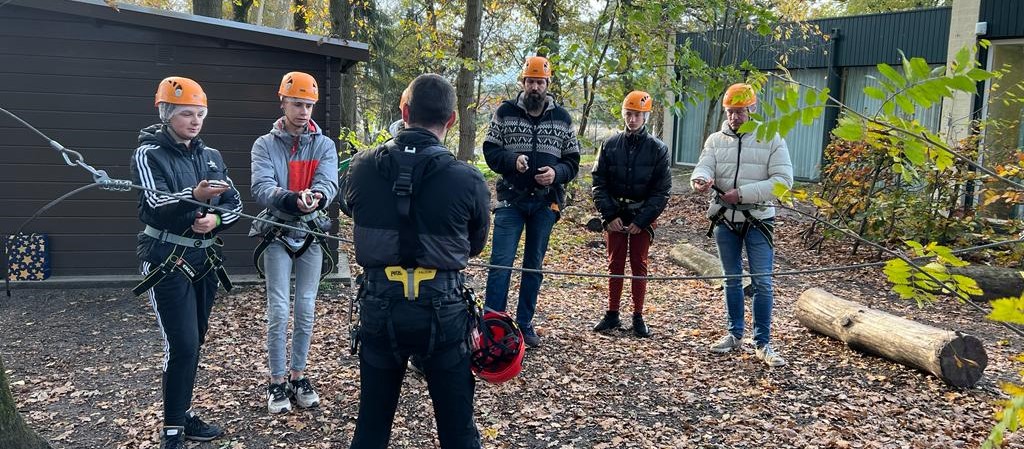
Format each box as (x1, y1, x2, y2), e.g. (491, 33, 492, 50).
(340, 126, 392, 154)
(757, 45, 1008, 248)
(984, 316, 1024, 447)
(989, 293, 1024, 325)
(740, 84, 829, 141)
(882, 241, 979, 306)
(757, 42, 1024, 447)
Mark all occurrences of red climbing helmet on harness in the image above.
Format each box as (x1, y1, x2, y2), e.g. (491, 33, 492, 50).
(470, 311, 525, 384)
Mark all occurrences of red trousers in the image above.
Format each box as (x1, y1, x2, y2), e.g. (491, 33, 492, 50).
(606, 225, 653, 314)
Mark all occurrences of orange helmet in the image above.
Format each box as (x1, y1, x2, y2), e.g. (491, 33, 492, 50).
(154, 77, 207, 107)
(278, 71, 319, 102)
(522, 55, 551, 79)
(722, 83, 756, 108)
(623, 90, 653, 112)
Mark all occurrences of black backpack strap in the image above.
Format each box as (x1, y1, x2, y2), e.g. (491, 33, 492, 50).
(390, 143, 459, 268)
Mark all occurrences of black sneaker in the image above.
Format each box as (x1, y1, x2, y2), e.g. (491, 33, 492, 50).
(592, 310, 621, 332)
(184, 410, 224, 442)
(632, 314, 651, 338)
(160, 426, 186, 449)
(289, 376, 321, 409)
(267, 381, 292, 414)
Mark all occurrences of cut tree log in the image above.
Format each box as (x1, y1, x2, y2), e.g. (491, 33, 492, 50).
(669, 243, 752, 296)
(948, 266, 1024, 302)
(796, 288, 987, 388)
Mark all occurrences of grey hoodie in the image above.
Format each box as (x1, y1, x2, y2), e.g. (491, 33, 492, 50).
(249, 117, 339, 240)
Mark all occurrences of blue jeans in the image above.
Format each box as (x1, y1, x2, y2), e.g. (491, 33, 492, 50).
(714, 221, 774, 346)
(484, 198, 558, 330)
(265, 242, 323, 378)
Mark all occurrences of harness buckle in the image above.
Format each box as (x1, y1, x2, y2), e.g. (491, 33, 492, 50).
(393, 171, 413, 197)
(384, 266, 437, 300)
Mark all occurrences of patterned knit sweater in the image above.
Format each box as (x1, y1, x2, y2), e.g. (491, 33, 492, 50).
(483, 92, 581, 206)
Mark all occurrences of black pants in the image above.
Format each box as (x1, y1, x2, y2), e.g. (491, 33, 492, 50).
(142, 260, 218, 427)
(350, 275, 481, 449)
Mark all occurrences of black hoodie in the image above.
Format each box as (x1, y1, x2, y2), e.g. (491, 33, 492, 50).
(346, 128, 490, 270)
(130, 124, 243, 265)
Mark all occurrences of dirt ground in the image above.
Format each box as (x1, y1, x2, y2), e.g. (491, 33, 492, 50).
(3, 173, 1024, 449)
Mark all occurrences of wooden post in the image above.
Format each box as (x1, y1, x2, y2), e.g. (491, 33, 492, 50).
(796, 288, 987, 388)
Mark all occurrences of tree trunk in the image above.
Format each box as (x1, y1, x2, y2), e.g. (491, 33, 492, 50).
(231, 0, 254, 22)
(0, 355, 51, 449)
(455, 0, 483, 162)
(949, 266, 1024, 302)
(192, 0, 222, 18)
(254, 0, 265, 25)
(577, 0, 617, 139)
(330, 0, 357, 151)
(293, 0, 308, 32)
(536, 0, 559, 55)
(668, 243, 752, 295)
(796, 288, 987, 388)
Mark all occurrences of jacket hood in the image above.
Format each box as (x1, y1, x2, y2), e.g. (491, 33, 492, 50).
(373, 127, 452, 180)
(269, 117, 323, 140)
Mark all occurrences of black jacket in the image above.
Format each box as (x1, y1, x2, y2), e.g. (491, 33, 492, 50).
(591, 127, 672, 229)
(483, 93, 581, 207)
(131, 124, 243, 264)
(346, 128, 490, 271)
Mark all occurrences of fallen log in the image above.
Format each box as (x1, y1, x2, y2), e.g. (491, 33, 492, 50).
(796, 288, 987, 388)
(948, 266, 1024, 302)
(669, 242, 752, 296)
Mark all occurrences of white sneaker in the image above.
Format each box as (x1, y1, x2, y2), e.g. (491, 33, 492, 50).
(290, 377, 320, 409)
(755, 343, 787, 367)
(709, 334, 742, 353)
(267, 382, 291, 414)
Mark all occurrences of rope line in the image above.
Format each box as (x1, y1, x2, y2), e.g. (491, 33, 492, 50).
(3, 107, 1022, 324)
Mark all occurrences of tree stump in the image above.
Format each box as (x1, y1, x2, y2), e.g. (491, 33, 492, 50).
(949, 266, 1024, 302)
(796, 288, 987, 388)
(669, 243, 752, 296)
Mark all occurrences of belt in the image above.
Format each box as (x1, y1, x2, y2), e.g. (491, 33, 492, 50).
(132, 231, 231, 296)
(363, 267, 463, 301)
(252, 209, 336, 280)
(144, 225, 216, 248)
(616, 198, 645, 211)
(268, 209, 320, 223)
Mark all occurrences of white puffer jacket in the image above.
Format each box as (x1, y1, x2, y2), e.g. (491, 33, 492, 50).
(690, 121, 794, 223)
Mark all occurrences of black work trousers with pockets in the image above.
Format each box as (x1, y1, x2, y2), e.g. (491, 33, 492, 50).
(350, 271, 481, 449)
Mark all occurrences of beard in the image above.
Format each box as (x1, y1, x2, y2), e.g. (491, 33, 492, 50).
(523, 91, 546, 111)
